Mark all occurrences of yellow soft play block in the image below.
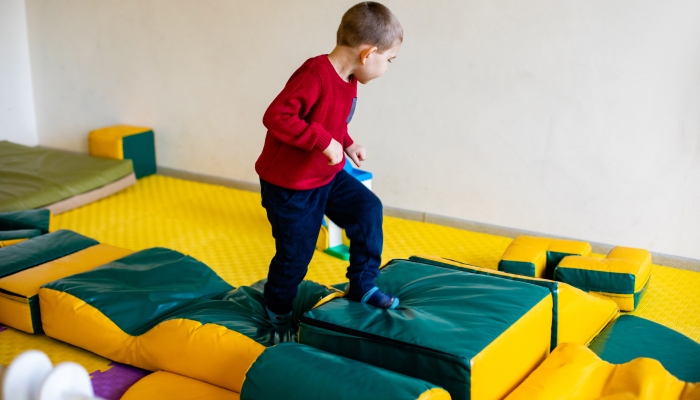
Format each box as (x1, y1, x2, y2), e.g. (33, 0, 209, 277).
(471, 294, 553, 400)
(506, 343, 700, 400)
(555, 246, 652, 311)
(88, 125, 151, 159)
(316, 224, 329, 251)
(412, 255, 618, 347)
(499, 235, 592, 278)
(121, 371, 240, 400)
(0, 244, 132, 334)
(39, 289, 265, 393)
(556, 284, 618, 345)
(89, 125, 156, 179)
(301, 258, 554, 400)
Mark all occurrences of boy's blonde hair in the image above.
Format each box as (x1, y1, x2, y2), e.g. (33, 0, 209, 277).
(337, 2, 403, 53)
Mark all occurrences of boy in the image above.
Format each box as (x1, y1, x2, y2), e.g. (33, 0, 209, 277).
(255, 2, 403, 340)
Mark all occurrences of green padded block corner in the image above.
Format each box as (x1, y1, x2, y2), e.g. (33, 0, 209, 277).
(410, 256, 561, 350)
(122, 130, 157, 179)
(545, 251, 580, 279)
(0, 230, 98, 279)
(589, 315, 700, 382)
(300, 259, 552, 400)
(325, 244, 350, 261)
(165, 279, 341, 347)
(43, 248, 233, 335)
(498, 259, 536, 277)
(28, 295, 43, 334)
(633, 279, 650, 309)
(0, 229, 42, 241)
(0, 210, 51, 233)
(241, 343, 447, 400)
(0, 141, 134, 211)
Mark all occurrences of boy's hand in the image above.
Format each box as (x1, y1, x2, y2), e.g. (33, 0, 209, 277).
(345, 143, 366, 168)
(323, 139, 344, 165)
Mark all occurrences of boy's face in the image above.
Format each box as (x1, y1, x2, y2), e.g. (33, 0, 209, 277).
(355, 42, 402, 84)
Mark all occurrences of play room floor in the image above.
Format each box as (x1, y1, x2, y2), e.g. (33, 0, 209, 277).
(1, 175, 698, 398)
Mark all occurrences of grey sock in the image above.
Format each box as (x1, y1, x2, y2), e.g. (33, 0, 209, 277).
(266, 307, 293, 331)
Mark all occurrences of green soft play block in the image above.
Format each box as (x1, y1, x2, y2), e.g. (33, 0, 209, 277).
(0, 210, 52, 233)
(164, 280, 339, 346)
(43, 247, 233, 335)
(300, 259, 552, 400)
(241, 343, 448, 400)
(0, 230, 98, 279)
(123, 130, 157, 179)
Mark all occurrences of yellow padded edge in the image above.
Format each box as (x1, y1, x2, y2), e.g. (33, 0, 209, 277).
(38, 288, 265, 393)
(505, 343, 700, 400)
(510, 236, 552, 249)
(414, 255, 619, 346)
(590, 291, 636, 311)
(312, 290, 345, 309)
(500, 236, 549, 277)
(0, 244, 133, 298)
(316, 225, 329, 251)
(0, 294, 33, 333)
(471, 294, 553, 400)
(557, 286, 618, 345)
(416, 255, 541, 279)
(609, 246, 652, 263)
(48, 210, 56, 232)
(88, 125, 150, 159)
(548, 238, 592, 257)
(121, 371, 240, 400)
(416, 387, 452, 400)
(0, 238, 27, 248)
(417, 254, 550, 282)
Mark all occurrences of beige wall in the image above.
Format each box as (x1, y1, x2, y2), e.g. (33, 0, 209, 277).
(0, 0, 37, 145)
(25, 1, 700, 259)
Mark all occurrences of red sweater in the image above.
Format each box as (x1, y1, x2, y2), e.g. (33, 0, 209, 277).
(255, 55, 357, 190)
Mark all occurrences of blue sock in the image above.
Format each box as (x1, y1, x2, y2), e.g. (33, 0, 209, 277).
(360, 287, 399, 310)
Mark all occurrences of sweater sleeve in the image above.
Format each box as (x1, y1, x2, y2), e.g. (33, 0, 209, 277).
(262, 69, 333, 152)
(342, 131, 355, 149)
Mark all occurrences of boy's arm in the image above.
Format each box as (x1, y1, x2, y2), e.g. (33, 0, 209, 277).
(345, 142, 366, 168)
(262, 70, 333, 152)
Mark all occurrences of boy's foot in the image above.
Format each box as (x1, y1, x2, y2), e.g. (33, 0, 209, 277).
(266, 307, 293, 331)
(272, 329, 298, 345)
(358, 287, 400, 310)
(266, 307, 298, 344)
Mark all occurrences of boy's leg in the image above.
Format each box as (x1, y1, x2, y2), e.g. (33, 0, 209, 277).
(260, 179, 328, 320)
(324, 170, 397, 308)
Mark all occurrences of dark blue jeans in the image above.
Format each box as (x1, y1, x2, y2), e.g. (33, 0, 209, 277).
(260, 170, 383, 315)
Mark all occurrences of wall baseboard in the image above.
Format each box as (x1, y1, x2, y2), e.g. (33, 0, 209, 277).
(161, 165, 699, 272)
(384, 207, 700, 273)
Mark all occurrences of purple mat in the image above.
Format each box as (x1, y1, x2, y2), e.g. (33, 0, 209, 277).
(0, 325, 7, 332)
(90, 362, 150, 400)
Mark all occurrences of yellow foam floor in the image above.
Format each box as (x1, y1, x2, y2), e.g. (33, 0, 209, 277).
(1, 174, 698, 374)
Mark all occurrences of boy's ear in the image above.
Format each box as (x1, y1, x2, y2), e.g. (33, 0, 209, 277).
(359, 46, 378, 66)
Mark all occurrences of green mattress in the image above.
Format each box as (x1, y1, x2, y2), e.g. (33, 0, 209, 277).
(0, 141, 134, 211)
